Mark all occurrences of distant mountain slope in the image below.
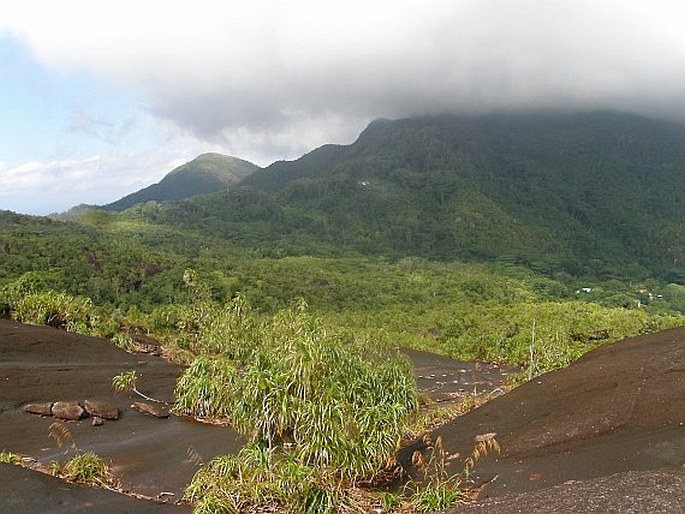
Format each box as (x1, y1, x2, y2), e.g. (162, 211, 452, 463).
(104, 153, 259, 211)
(126, 111, 685, 280)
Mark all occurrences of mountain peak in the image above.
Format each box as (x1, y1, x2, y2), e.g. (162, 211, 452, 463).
(104, 153, 260, 211)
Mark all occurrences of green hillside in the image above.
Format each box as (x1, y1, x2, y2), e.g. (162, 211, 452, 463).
(128, 111, 685, 281)
(104, 153, 259, 211)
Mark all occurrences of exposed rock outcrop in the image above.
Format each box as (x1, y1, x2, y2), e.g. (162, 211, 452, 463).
(24, 399, 120, 421)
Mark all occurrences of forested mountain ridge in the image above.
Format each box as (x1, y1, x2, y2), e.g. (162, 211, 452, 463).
(127, 111, 685, 281)
(103, 153, 259, 211)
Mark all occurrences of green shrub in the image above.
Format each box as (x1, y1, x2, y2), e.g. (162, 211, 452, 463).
(410, 481, 467, 512)
(176, 298, 418, 479)
(0, 450, 23, 465)
(178, 296, 419, 511)
(174, 356, 238, 419)
(111, 332, 140, 352)
(439, 300, 684, 375)
(60, 451, 114, 487)
(2, 278, 119, 338)
(185, 445, 342, 514)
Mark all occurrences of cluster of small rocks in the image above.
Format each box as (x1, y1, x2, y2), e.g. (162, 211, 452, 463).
(24, 400, 119, 426)
(23, 399, 171, 423)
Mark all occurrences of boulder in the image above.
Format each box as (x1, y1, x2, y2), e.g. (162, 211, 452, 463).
(51, 401, 84, 420)
(92, 416, 104, 427)
(83, 400, 119, 420)
(131, 401, 170, 418)
(23, 403, 53, 416)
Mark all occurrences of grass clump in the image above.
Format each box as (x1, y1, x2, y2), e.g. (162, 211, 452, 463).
(410, 481, 467, 513)
(407, 435, 470, 512)
(57, 451, 115, 488)
(111, 332, 140, 352)
(185, 445, 342, 514)
(177, 291, 419, 511)
(3, 284, 117, 337)
(404, 433, 500, 512)
(0, 450, 23, 465)
(112, 370, 166, 404)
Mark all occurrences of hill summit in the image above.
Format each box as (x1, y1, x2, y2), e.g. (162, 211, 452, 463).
(103, 153, 259, 211)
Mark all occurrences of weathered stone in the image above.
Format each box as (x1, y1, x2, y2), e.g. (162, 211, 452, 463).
(23, 402, 53, 416)
(92, 416, 104, 426)
(83, 399, 119, 420)
(131, 401, 170, 418)
(51, 401, 84, 420)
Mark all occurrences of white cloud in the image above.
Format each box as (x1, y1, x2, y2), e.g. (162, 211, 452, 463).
(5, 1, 685, 151)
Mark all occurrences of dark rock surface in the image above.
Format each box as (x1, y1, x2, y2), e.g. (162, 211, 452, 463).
(408, 325, 685, 513)
(1, 463, 189, 513)
(0, 318, 243, 512)
(452, 469, 685, 513)
(402, 347, 511, 403)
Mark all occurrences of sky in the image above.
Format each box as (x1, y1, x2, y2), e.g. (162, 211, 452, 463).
(1, 0, 685, 215)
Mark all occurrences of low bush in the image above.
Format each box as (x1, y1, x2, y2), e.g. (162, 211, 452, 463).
(2, 275, 119, 338)
(0, 450, 23, 465)
(185, 445, 343, 514)
(439, 301, 685, 375)
(58, 451, 115, 488)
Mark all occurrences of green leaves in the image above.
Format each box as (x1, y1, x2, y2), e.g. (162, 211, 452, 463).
(175, 299, 419, 480)
(185, 445, 341, 514)
(0, 451, 23, 465)
(59, 451, 115, 488)
(111, 370, 138, 394)
(438, 300, 682, 374)
(177, 296, 419, 511)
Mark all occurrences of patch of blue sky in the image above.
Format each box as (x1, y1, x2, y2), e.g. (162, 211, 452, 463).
(0, 32, 155, 167)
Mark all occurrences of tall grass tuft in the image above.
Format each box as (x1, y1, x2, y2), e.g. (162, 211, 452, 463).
(177, 290, 419, 511)
(0, 450, 23, 465)
(59, 451, 115, 488)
